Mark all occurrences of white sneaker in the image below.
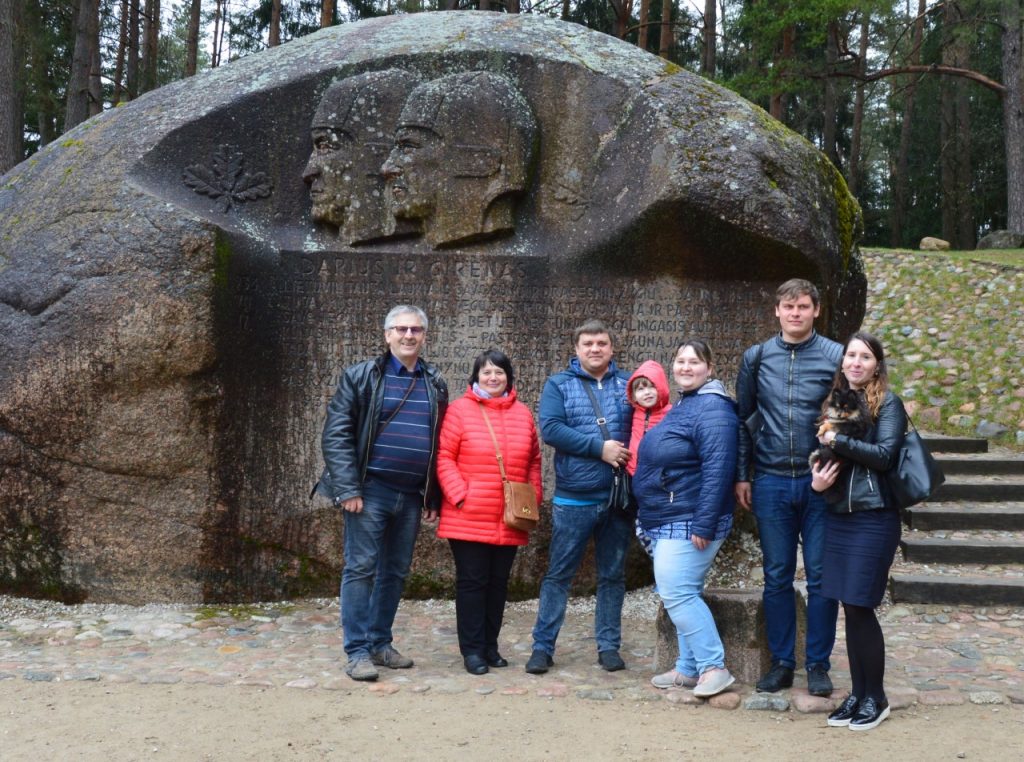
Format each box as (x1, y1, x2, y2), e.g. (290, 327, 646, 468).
(650, 669, 698, 689)
(693, 668, 736, 697)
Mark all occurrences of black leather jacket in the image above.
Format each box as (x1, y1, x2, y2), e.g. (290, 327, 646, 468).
(735, 332, 843, 481)
(316, 352, 448, 510)
(824, 391, 906, 513)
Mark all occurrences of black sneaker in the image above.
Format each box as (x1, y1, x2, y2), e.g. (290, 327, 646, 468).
(525, 650, 553, 674)
(597, 650, 626, 672)
(756, 663, 794, 692)
(807, 666, 833, 697)
(849, 697, 890, 731)
(827, 694, 860, 727)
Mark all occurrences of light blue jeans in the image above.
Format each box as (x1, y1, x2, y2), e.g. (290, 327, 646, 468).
(340, 478, 422, 659)
(531, 502, 632, 655)
(653, 536, 727, 676)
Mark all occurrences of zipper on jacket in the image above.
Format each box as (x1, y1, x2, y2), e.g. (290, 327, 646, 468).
(787, 348, 796, 476)
(669, 491, 674, 503)
(847, 465, 855, 512)
(644, 410, 651, 432)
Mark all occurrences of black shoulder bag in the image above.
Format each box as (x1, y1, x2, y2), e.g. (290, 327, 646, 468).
(581, 379, 636, 519)
(884, 414, 945, 509)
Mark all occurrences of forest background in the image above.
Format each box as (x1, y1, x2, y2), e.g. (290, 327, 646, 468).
(1, 0, 1023, 250)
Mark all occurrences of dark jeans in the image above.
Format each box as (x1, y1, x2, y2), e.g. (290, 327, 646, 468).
(752, 472, 838, 671)
(449, 539, 518, 657)
(340, 479, 422, 659)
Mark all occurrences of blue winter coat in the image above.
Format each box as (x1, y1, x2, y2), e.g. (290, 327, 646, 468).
(538, 358, 631, 502)
(634, 379, 739, 538)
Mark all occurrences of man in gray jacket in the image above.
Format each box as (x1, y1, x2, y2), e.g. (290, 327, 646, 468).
(317, 305, 448, 681)
(734, 279, 843, 697)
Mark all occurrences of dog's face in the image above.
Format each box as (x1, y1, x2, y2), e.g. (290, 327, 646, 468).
(826, 388, 863, 420)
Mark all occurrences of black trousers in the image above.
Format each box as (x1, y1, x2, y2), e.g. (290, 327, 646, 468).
(448, 539, 518, 657)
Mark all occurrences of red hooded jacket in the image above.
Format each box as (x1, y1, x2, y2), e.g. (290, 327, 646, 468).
(626, 360, 672, 475)
(436, 386, 543, 546)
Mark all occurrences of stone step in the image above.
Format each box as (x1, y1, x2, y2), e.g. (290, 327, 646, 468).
(934, 457, 1024, 476)
(931, 477, 1024, 502)
(904, 503, 1024, 531)
(889, 574, 1024, 606)
(922, 436, 988, 454)
(899, 536, 1024, 564)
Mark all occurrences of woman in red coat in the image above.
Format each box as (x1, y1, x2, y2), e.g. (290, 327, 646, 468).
(437, 349, 543, 675)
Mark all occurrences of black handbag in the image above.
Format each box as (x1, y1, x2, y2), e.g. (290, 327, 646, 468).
(884, 417, 945, 508)
(580, 380, 636, 519)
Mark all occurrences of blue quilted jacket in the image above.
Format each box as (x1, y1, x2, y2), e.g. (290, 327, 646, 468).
(538, 358, 631, 502)
(634, 379, 739, 538)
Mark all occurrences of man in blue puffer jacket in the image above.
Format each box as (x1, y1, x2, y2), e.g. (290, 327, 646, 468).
(525, 319, 634, 674)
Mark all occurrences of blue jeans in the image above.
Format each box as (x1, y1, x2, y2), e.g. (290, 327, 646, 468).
(653, 537, 727, 676)
(752, 472, 838, 671)
(340, 479, 422, 659)
(531, 502, 632, 655)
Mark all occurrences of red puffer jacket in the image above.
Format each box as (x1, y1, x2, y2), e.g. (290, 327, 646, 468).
(626, 359, 672, 475)
(436, 386, 542, 546)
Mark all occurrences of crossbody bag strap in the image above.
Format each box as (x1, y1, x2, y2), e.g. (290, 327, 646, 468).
(478, 403, 509, 482)
(581, 379, 613, 441)
(379, 374, 418, 431)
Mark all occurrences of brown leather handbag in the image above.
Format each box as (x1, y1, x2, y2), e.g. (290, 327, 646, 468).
(479, 403, 539, 532)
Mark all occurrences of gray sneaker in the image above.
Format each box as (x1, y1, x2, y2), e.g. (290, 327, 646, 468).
(693, 668, 736, 697)
(345, 656, 379, 682)
(371, 645, 414, 669)
(650, 670, 698, 689)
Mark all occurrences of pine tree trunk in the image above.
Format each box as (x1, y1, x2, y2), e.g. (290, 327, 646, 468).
(269, 0, 281, 46)
(89, 32, 102, 116)
(127, 0, 140, 94)
(847, 13, 869, 196)
(561, 0, 569, 21)
(659, 0, 673, 59)
(770, 25, 795, 121)
(890, 0, 925, 247)
(186, 0, 200, 75)
(638, 0, 650, 50)
(0, 0, 21, 173)
(141, 0, 159, 93)
(320, 0, 334, 27)
(1003, 0, 1024, 233)
(65, 0, 99, 131)
(822, 20, 839, 164)
(701, 0, 715, 76)
(113, 0, 128, 101)
(940, 2, 974, 249)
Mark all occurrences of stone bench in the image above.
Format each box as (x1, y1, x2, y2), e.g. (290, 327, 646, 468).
(653, 588, 806, 685)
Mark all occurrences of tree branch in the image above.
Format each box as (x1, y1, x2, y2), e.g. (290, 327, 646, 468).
(829, 64, 1006, 95)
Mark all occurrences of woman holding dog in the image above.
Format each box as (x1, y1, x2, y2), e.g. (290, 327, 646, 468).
(633, 339, 739, 697)
(810, 331, 906, 731)
(436, 349, 542, 675)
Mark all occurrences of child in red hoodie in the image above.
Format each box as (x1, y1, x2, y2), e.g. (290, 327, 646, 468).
(627, 360, 672, 557)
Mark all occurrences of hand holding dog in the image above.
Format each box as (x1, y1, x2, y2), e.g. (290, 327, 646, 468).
(811, 459, 841, 492)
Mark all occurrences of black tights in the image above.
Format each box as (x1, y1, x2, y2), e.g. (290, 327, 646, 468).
(843, 602, 886, 701)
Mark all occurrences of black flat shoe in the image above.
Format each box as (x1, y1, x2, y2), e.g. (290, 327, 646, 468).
(827, 694, 860, 727)
(849, 697, 890, 731)
(463, 654, 489, 675)
(485, 652, 509, 668)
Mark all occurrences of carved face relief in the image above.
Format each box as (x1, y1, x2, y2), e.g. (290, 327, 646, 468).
(303, 128, 355, 228)
(382, 126, 443, 223)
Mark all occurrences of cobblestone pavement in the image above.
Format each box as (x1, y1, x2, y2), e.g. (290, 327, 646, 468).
(1, 591, 1022, 712)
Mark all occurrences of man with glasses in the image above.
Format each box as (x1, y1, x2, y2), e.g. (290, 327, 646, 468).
(317, 305, 448, 681)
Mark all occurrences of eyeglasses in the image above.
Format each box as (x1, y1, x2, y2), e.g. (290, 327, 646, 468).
(387, 325, 425, 336)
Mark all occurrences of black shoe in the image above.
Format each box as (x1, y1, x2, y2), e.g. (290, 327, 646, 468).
(756, 663, 794, 693)
(485, 651, 509, 668)
(807, 666, 833, 697)
(598, 650, 626, 672)
(849, 697, 890, 731)
(525, 650, 553, 674)
(827, 694, 860, 727)
(463, 654, 489, 675)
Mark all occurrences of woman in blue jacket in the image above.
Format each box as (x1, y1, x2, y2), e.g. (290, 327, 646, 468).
(634, 339, 739, 697)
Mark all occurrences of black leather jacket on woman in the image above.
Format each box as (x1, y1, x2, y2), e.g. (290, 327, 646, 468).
(824, 391, 906, 513)
(316, 351, 449, 510)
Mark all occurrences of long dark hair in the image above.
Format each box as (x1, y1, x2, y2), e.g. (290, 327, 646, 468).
(470, 349, 515, 390)
(825, 331, 889, 417)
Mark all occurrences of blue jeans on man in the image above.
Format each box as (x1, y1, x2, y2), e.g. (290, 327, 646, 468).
(752, 472, 838, 671)
(531, 502, 633, 656)
(340, 478, 422, 658)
